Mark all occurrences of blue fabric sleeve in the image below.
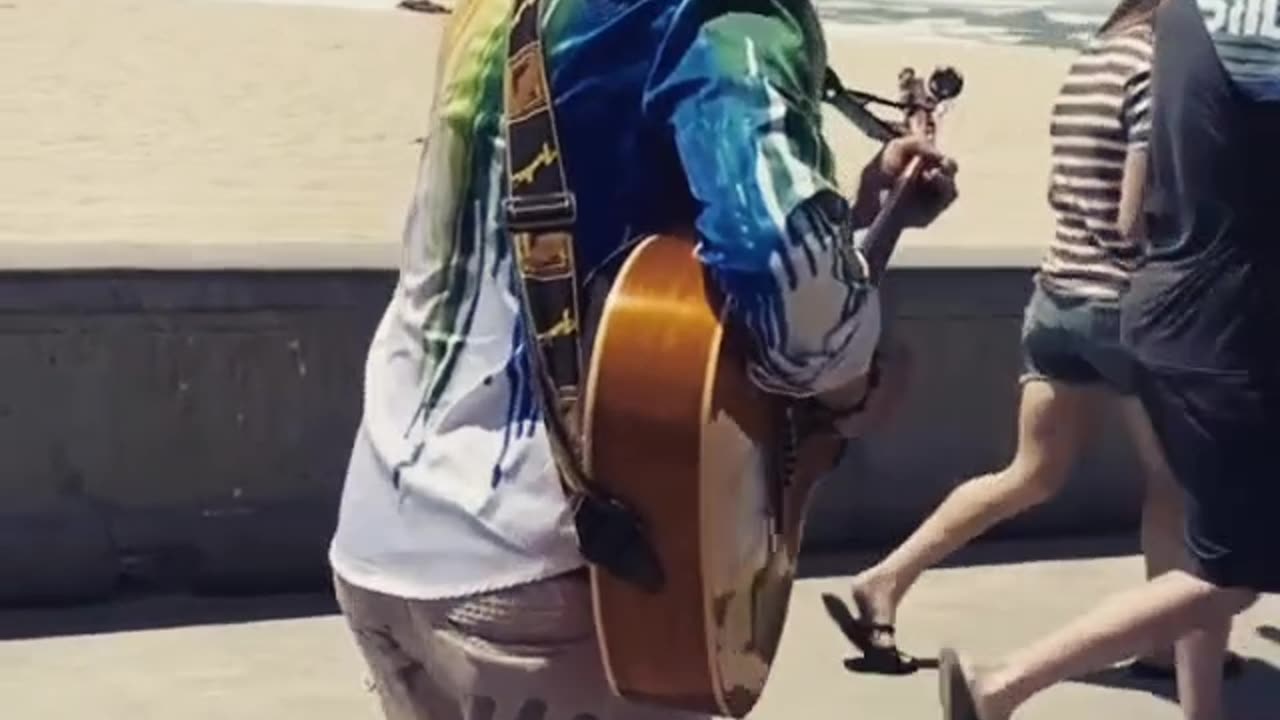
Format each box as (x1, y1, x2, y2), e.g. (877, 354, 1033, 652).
(646, 11, 881, 397)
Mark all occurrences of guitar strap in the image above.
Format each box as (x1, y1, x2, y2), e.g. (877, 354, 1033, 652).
(502, 0, 662, 592)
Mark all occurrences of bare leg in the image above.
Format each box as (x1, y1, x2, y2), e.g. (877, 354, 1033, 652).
(1123, 397, 1187, 583)
(850, 380, 1098, 645)
(1121, 396, 1190, 667)
(1176, 614, 1232, 720)
(960, 571, 1257, 720)
(1119, 397, 1236, 682)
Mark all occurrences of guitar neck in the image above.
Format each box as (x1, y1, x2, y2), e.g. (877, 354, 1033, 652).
(859, 153, 926, 285)
(825, 65, 961, 286)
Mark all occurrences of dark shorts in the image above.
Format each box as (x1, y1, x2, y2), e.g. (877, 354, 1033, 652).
(1134, 363, 1280, 592)
(1019, 281, 1138, 395)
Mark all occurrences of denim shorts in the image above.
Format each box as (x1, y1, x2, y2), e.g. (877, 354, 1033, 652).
(1019, 280, 1138, 395)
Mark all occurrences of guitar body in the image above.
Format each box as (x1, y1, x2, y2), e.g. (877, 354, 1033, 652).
(582, 230, 844, 718)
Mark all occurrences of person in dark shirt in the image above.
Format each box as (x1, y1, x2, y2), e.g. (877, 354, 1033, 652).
(935, 1, 1279, 719)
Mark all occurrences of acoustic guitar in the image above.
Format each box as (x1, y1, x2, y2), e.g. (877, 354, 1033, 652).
(581, 66, 963, 718)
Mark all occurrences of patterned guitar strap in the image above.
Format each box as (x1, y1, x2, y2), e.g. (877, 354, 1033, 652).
(502, 0, 662, 592)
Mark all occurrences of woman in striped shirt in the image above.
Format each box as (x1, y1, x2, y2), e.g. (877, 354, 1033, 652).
(844, 0, 1239, 682)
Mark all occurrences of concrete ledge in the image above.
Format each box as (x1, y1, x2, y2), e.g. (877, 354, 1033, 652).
(110, 502, 340, 595)
(0, 270, 392, 604)
(0, 242, 403, 272)
(0, 239, 1046, 271)
(0, 262, 1146, 602)
(0, 503, 118, 605)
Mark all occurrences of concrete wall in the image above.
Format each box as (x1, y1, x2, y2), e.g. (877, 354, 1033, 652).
(0, 266, 1146, 604)
(0, 271, 389, 604)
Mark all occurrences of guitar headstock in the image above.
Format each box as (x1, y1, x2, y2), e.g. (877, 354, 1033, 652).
(822, 65, 963, 145)
(820, 63, 964, 283)
(893, 65, 964, 142)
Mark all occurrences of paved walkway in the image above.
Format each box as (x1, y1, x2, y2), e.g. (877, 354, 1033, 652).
(2, 540, 1277, 719)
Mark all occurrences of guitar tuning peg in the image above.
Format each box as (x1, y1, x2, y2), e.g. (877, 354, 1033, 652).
(928, 66, 964, 102)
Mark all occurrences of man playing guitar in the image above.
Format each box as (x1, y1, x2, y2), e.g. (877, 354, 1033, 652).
(326, 0, 958, 717)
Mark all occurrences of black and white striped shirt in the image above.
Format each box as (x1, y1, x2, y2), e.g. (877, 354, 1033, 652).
(1041, 24, 1154, 300)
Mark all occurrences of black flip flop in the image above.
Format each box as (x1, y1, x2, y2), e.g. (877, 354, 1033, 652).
(850, 590, 914, 673)
(939, 647, 982, 720)
(1126, 650, 1246, 680)
(847, 591, 914, 674)
(820, 592, 916, 674)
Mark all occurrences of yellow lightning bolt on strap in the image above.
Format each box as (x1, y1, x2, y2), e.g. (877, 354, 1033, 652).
(538, 308, 577, 341)
(512, 142, 558, 187)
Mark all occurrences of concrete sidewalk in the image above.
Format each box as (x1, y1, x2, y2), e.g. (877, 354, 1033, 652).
(2, 540, 1277, 720)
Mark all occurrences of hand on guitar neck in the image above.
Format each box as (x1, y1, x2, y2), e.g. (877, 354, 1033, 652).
(851, 65, 961, 284)
(852, 135, 958, 284)
(818, 66, 961, 437)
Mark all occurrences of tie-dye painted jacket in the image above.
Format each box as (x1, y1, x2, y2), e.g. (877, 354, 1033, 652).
(330, 0, 881, 598)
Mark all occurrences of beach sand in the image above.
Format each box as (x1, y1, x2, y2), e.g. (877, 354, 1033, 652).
(3, 0, 1074, 269)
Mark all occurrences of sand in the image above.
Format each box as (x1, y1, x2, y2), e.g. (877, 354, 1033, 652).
(2, 0, 1075, 269)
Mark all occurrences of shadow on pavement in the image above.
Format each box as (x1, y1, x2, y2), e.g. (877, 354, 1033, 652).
(826, 604, 1280, 717)
(0, 589, 339, 642)
(0, 535, 1193, 644)
(1075, 648, 1280, 717)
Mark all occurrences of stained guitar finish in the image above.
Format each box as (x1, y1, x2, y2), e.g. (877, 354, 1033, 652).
(583, 230, 843, 718)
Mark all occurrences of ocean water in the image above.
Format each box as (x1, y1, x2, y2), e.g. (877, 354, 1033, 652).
(817, 0, 1118, 49)
(201, 0, 1120, 49)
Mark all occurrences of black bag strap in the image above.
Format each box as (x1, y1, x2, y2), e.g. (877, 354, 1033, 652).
(502, 0, 662, 592)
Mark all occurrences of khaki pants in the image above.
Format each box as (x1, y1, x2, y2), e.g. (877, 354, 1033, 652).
(333, 571, 713, 720)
